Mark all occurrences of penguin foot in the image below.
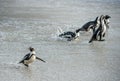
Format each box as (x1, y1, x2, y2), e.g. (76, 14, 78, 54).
(24, 64, 29, 67)
(89, 40, 93, 43)
(99, 39, 105, 41)
(89, 39, 94, 43)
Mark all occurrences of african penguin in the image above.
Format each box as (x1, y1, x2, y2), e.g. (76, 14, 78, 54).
(59, 29, 80, 41)
(89, 15, 111, 43)
(19, 47, 46, 67)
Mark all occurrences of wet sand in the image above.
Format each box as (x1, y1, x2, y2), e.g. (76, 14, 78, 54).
(0, 0, 120, 81)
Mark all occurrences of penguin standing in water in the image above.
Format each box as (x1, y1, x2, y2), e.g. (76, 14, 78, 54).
(78, 16, 100, 33)
(19, 47, 46, 67)
(59, 29, 80, 41)
(89, 15, 111, 43)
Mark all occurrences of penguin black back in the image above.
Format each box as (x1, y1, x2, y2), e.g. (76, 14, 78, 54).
(79, 16, 99, 32)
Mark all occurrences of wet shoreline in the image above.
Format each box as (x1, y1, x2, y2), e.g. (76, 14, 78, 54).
(0, 0, 120, 81)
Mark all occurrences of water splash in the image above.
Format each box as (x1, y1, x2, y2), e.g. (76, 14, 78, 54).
(51, 27, 67, 41)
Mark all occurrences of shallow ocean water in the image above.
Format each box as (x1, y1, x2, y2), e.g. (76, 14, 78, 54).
(0, 0, 120, 81)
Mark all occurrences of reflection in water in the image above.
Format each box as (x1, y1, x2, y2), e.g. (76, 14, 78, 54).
(19, 66, 33, 81)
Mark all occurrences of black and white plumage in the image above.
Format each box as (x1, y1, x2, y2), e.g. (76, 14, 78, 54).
(103, 15, 111, 28)
(89, 15, 111, 43)
(59, 29, 80, 41)
(78, 16, 100, 32)
(19, 47, 46, 67)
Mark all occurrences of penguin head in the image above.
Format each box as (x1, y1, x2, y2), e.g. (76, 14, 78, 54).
(105, 15, 111, 19)
(29, 47, 35, 52)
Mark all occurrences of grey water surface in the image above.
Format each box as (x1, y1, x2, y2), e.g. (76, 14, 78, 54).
(0, 0, 120, 81)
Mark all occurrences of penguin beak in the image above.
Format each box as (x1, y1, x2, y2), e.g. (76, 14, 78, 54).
(108, 15, 111, 18)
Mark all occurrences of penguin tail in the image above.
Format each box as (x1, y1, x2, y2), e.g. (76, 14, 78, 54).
(36, 57, 46, 63)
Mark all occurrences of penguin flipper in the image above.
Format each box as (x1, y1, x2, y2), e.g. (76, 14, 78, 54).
(19, 53, 31, 64)
(99, 39, 105, 41)
(36, 57, 46, 63)
(19, 60, 24, 64)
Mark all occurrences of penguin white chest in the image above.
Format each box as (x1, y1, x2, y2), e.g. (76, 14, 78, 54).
(24, 55, 36, 65)
(106, 19, 110, 24)
(102, 24, 107, 35)
(101, 19, 107, 35)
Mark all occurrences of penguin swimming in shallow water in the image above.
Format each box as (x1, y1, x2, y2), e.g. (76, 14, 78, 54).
(19, 47, 46, 67)
(89, 15, 111, 43)
(59, 29, 80, 41)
